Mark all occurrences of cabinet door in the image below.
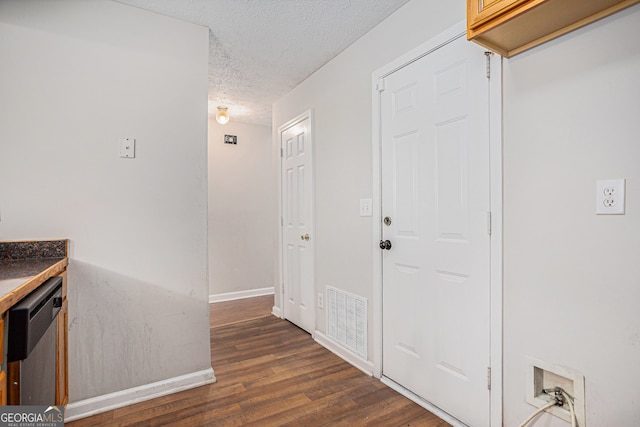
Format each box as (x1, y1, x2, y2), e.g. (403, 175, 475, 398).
(56, 299, 68, 406)
(0, 371, 5, 405)
(468, 0, 531, 29)
(0, 315, 4, 406)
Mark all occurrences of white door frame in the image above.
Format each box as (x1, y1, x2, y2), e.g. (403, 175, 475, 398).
(371, 22, 503, 426)
(277, 110, 317, 333)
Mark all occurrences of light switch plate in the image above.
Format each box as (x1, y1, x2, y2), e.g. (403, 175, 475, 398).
(596, 179, 625, 215)
(360, 199, 372, 217)
(120, 138, 136, 159)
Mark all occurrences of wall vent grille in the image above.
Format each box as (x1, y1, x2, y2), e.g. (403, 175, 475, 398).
(326, 286, 367, 359)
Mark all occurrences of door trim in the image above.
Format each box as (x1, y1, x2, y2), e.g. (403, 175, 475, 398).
(277, 110, 317, 333)
(371, 21, 503, 427)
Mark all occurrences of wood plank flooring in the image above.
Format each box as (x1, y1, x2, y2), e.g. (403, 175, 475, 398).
(67, 296, 449, 426)
(210, 295, 274, 328)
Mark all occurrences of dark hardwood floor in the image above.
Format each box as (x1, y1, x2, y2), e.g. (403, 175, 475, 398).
(67, 296, 449, 426)
(210, 294, 274, 328)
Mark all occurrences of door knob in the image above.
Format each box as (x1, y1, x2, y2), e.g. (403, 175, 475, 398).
(301, 234, 310, 241)
(379, 240, 392, 250)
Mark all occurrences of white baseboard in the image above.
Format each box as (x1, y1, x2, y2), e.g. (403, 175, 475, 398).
(209, 287, 274, 303)
(271, 305, 282, 318)
(65, 367, 216, 422)
(381, 376, 466, 427)
(314, 331, 374, 376)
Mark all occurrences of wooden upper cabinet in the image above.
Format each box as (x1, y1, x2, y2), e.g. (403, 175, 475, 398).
(467, 0, 640, 57)
(467, 0, 529, 30)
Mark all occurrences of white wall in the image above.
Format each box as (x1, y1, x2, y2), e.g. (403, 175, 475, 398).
(0, 0, 211, 404)
(272, 0, 464, 355)
(208, 120, 274, 297)
(502, 5, 640, 426)
(274, 0, 640, 424)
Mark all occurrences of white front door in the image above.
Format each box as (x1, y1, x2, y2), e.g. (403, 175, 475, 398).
(280, 113, 315, 334)
(381, 36, 491, 427)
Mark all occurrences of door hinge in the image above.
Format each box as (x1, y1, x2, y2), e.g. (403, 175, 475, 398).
(487, 367, 492, 390)
(484, 51, 493, 79)
(280, 147, 283, 157)
(281, 216, 283, 226)
(376, 77, 386, 92)
(487, 211, 492, 235)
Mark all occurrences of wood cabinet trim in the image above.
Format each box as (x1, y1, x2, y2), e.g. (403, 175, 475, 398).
(0, 259, 68, 313)
(0, 371, 5, 406)
(0, 317, 4, 367)
(467, 0, 640, 57)
(468, 0, 537, 31)
(7, 361, 20, 405)
(56, 298, 68, 406)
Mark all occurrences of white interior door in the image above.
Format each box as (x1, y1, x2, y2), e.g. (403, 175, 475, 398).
(281, 114, 315, 334)
(381, 36, 491, 427)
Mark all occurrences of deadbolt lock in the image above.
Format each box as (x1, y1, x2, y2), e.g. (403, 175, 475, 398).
(384, 216, 392, 226)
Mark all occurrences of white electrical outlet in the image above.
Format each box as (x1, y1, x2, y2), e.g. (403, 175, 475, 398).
(317, 293, 324, 309)
(596, 179, 625, 214)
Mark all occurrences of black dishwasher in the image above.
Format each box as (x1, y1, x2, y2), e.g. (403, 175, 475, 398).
(8, 276, 63, 405)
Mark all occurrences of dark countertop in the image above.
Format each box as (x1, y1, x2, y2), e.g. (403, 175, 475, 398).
(0, 240, 68, 313)
(0, 258, 65, 281)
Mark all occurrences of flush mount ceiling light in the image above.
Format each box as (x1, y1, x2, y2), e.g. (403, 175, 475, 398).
(216, 106, 229, 125)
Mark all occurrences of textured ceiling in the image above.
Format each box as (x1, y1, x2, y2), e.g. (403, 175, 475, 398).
(115, 0, 410, 126)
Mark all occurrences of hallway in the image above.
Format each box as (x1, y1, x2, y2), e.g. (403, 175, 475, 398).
(68, 296, 449, 426)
